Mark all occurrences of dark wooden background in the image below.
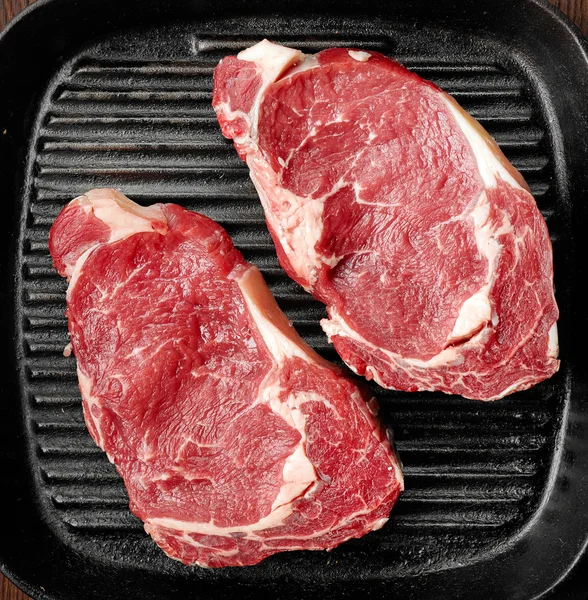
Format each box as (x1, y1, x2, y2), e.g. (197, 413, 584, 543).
(1, 0, 586, 598)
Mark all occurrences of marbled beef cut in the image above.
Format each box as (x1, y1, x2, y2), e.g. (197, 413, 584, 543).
(49, 188, 403, 567)
(213, 41, 560, 401)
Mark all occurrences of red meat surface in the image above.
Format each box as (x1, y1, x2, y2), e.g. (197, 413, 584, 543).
(213, 41, 560, 400)
(49, 188, 403, 567)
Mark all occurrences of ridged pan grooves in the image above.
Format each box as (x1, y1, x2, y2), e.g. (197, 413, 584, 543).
(19, 30, 560, 569)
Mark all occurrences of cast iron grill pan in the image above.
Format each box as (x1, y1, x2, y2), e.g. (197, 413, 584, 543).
(22, 18, 564, 572)
(4, 3, 587, 599)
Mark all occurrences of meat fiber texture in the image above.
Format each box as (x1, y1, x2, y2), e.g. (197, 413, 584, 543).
(49, 188, 403, 568)
(213, 41, 560, 401)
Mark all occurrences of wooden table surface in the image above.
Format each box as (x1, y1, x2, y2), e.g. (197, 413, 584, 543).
(1, 0, 587, 598)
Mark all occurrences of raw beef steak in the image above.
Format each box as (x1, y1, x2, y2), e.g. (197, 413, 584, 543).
(213, 41, 560, 401)
(49, 189, 403, 568)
